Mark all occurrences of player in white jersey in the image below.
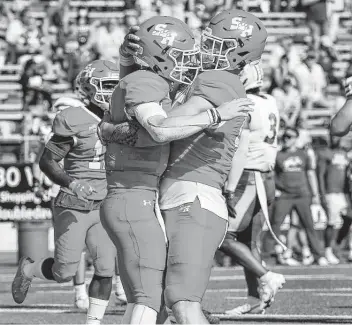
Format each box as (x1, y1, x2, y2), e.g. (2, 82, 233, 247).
(220, 63, 285, 315)
(330, 63, 352, 136)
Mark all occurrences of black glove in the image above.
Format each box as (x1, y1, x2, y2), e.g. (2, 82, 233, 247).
(223, 191, 237, 219)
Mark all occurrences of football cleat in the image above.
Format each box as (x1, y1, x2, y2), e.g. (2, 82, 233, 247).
(114, 291, 127, 305)
(348, 250, 352, 262)
(325, 249, 340, 265)
(302, 254, 314, 266)
(317, 256, 329, 266)
(203, 309, 220, 324)
(225, 301, 266, 316)
(74, 295, 89, 310)
(277, 253, 301, 266)
(259, 271, 286, 306)
(12, 256, 34, 304)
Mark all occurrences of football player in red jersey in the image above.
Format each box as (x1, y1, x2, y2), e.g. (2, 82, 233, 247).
(99, 16, 253, 325)
(219, 63, 285, 316)
(330, 63, 352, 135)
(100, 10, 267, 324)
(12, 60, 119, 325)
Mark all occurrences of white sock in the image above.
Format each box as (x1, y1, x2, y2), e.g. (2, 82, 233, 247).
(74, 283, 88, 299)
(23, 259, 47, 280)
(86, 297, 109, 324)
(130, 304, 157, 324)
(302, 246, 311, 257)
(121, 303, 135, 324)
(115, 275, 124, 294)
(325, 247, 332, 254)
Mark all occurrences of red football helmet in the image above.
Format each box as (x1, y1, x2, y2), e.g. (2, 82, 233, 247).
(133, 16, 200, 85)
(75, 60, 120, 110)
(200, 9, 267, 71)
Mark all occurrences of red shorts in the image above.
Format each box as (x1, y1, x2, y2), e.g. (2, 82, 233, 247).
(52, 206, 116, 282)
(100, 188, 167, 311)
(162, 198, 227, 308)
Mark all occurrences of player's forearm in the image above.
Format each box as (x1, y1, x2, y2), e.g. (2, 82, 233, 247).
(119, 49, 139, 79)
(307, 170, 320, 198)
(330, 98, 352, 136)
(224, 129, 250, 191)
(144, 112, 216, 143)
(146, 122, 205, 143)
(317, 163, 327, 197)
(39, 154, 74, 188)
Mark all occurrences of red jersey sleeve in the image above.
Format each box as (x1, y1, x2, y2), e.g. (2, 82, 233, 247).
(121, 70, 170, 108)
(192, 70, 247, 107)
(52, 110, 76, 137)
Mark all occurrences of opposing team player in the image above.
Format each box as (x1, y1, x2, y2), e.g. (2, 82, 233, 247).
(219, 63, 285, 316)
(12, 60, 119, 325)
(330, 63, 352, 135)
(99, 15, 254, 324)
(318, 134, 350, 264)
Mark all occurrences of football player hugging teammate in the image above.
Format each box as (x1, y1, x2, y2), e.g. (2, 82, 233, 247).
(98, 15, 253, 325)
(12, 60, 120, 325)
(98, 10, 279, 325)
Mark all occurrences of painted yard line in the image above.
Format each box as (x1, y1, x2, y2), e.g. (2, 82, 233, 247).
(210, 274, 352, 281)
(0, 308, 72, 314)
(313, 292, 352, 296)
(213, 313, 352, 321)
(206, 287, 352, 293)
(225, 296, 249, 300)
(0, 303, 74, 308)
(212, 264, 352, 271)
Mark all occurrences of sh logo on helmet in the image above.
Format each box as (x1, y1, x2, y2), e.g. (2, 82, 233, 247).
(152, 24, 177, 46)
(230, 17, 254, 38)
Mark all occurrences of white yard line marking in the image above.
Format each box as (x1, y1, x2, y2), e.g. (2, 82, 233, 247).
(210, 274, 352, 281)
(206, 287, 352, 293)
(212, 264, 352, 271)
(213, 313, 352, 321)
(0, 308, 72, 314)
(313, 292, 352, 296)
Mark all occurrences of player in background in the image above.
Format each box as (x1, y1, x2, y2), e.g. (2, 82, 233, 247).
(330, 63, 352, 135)
(270, 128, 329, 266)
(12, 60, 119, 325)
(219, 63, 285, 316)
(317, 133, 350, 264)
(32, 100, 91, 310)
(99, 15, 254, 325)
(335, 160, 352, 262)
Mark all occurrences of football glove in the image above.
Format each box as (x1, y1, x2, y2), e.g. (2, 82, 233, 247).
(69, 180, 96, 202)
(120, 26, 142, 58)
(33, 179, 45, 199)
(223, 191, 237, 219)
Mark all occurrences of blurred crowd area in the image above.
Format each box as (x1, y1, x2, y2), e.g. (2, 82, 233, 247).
(0, 0, 351, 266)
(0, 1, 349, 151)
(0, 0, 351, 164)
